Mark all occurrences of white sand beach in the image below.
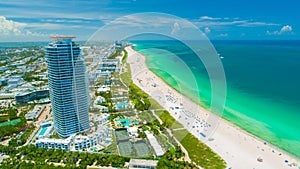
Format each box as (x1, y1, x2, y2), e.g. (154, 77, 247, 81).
(126, 46, 300, 169)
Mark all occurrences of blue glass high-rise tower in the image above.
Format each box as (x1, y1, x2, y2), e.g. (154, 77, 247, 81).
(46, 36, 90, 138)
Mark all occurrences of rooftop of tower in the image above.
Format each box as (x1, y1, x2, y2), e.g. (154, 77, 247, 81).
(50, 36, 76, 40)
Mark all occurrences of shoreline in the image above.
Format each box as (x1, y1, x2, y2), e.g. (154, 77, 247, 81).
(145, 63, 300, 161)
(126, 46, 300, 169)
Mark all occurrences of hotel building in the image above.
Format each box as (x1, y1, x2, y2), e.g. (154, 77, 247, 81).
(46, 36, 90, 138)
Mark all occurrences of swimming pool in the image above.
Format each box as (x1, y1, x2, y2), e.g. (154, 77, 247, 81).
(39, 127, 47, 136)
(116, 118, 139, 127)
(114, 102, 129, 109)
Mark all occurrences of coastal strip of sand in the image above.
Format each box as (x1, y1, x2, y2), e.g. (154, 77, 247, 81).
(126, 46, 300, 169)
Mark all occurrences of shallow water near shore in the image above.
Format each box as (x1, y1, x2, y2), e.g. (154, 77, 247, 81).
(132, 40, 300, 158)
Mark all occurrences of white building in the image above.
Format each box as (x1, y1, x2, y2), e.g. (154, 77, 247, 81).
(35, 135, 74, 151)
(129, 159, 158, 169)
(127, 127, 138, 138)
(95, 96, 106, 105)
(93, 113, 110, 125)
(25, 105, 45, 120)
(0, 93, 15, 99)
(35, 125, 110, 151)
(74, 126, 110, 151)
(97, 86, 110, 92)
(144, 131, 164, 157)
(7, 76, 23, 85)
(95, 70, 111, 77)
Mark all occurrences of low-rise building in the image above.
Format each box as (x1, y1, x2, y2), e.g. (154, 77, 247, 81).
(0, 67, 8, 73)
(35, 122, 111, 151)
(0, 93, 15, 99)
(0, 78, 8, 86)
(3, 84, 18, 92)
(35, 135, 74, 151)
(93, 113, 110, 125)
(128, 159, 158, 169)
(98, 59, 120, 72)
(97, 86, 110, 92)
(95, 70, 111, 77)
(95, 96, 106, 105)
(7, 76, 23, 85)
(74, 126, 110, 151)
(144, 131, 164, 157)
(15, 89, 49, 104)
(25, 105, 45, 120)
(127, 127, 138, 138)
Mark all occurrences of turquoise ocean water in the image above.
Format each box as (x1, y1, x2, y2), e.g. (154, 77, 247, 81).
(133, 40, 300, 158)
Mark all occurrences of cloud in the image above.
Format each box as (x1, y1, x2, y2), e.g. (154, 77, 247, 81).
(26, 22, 98, 30)
(111, 14, 195, 29)
(0, 16, 26, 36)
(89, 13, 209, 41)
(199, 16, 221, 20)
(280, 25, 292, 33)
(194, 16, 279, 28)
(204, 27, 211, 34)
(239, 21, 278, 27)
(0, 16, 48, 41)
(267, 25, 293, 35)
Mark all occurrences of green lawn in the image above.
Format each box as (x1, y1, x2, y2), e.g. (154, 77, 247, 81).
(155, 110, 184, 129)
(138, 111, 156, 122)
(154, 133, 173, 150)
(0, 118, 21, 127)
(0, 115, 9, 122)
(154, 110, 226, 168)
(173, 129, 226, 169)
(120, 63, 132, 87)
(122, 49, 128, 64)
(169, 121, 184, 130)
(172, 129, 188, 142)
(149, 98, 164, 110)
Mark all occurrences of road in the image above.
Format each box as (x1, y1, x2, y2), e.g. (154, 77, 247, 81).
(25, 104, 51, 145)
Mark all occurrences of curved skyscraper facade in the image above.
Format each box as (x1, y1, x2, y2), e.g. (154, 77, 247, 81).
(46, 36, 90, 138)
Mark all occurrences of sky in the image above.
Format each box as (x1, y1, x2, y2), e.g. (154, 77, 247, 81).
(0, 0, 299, 42)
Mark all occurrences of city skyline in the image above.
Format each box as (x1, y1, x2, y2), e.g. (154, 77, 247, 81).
(0, 0, 299, 42)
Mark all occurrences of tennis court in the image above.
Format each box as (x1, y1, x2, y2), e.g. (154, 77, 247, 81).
(115, 129, 130, 141)
(118, 141, 133, 155)
(133, 140, 151, 157)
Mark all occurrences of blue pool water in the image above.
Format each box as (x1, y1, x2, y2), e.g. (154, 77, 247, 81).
(39, 127, 47, 136)
(115, 102, 129, 109)
(116, 118, 139, 127)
